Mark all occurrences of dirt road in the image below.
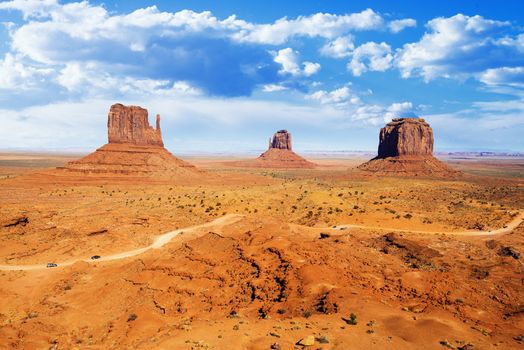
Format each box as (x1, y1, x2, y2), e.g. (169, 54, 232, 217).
(0, 214, 243, 271)
(332, 211, 524, 236)
(1, 211, 522, 271)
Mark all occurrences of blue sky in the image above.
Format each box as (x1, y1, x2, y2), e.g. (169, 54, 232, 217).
(0, 0, 523, 153)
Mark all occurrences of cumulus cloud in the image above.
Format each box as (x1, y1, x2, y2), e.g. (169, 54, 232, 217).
(320, 35, 355, 58)
(55, 61, 204, 97)
(0, 0, 59, 19)
(384, 102, 415, 120)
(395, 14, 522, 84)
(307, 86, 414, 124)
(303, 61, 321, 76)
(237, 9, 384, 45)
(4, 4, 285, 96)
(274, 48, 321, 77)
(350, 102, 414, 124)
(348, 42, 393, 76)
(0, 3, 410, 99)
(388, 18, 416, 33)
(0, 3, 391, 46)
(0, 53, 52, 89)
(307, 86, 360, 107)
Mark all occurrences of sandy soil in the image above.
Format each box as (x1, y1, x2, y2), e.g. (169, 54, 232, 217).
(0, 154, 523, 349)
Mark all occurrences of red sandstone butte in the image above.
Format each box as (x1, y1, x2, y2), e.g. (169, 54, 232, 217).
(63, 103, 197, 176)
(358, 118, 458, 177)
(107, 104, 164, 146)
(229, 130, 316, 169)
(269, 129, 293, 150)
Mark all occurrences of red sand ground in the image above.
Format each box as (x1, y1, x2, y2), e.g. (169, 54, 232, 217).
(0, 153, 523, 349)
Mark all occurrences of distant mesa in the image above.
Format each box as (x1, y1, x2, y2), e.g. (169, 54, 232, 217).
(62, 103, 198, 176)
(229, 129, 316, 169)
(358, 118, 459, 177)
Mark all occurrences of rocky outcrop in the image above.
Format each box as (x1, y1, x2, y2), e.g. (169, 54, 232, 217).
(62, 103, 198, 177)
(377, 118, 433, 158)
(107, 104, 163, 146)
(358, 118, 458, 177)
(228, 130, 316, 169)
(269, 130, 292, 150)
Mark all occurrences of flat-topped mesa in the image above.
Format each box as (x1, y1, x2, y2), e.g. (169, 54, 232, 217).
(107, 103, 163, 147)
(358, 117, 459, 177)
(377, 118, 433, 158)
(269, 130, 292, 150)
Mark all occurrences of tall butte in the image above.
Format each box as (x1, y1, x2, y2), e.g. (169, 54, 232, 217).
(231, 130, 316, 168)
(63, 103, 197, 176)
(358, 118, 458, 177)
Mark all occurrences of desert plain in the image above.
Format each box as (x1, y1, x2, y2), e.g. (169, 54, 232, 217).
(0, 152, 523, 350)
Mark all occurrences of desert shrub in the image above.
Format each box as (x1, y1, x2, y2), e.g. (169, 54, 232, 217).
(343, 312, 357, 325)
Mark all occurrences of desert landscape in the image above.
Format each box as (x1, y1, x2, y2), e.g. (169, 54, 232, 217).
(1, 2, 523, 350)
(0, 104, 523, 350)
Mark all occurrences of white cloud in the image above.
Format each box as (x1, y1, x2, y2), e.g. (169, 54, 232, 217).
(307, 86, 359, 107)
(388, 18, 416, 33)
(479, 67, 524, 87)
(262, 84, 288, 92)
(274, 48, 321, 77)
(170, 81, 202, 95)
(0, 0, 59, 19)
(320, 35, 354, 58)
(303, 61, 321, 76)
(307, 86, 414, 125)
(54, 61, 204, 99)
(0, 53, 52, 89)
(274, 48, 301, 76)
(237, 9, 384, 45)
(383, 102, 414, 120)
(348, 42, 393, 76)
(56, 61, 168, 94)
(350, 102, 414, 124)
(396, 14, 517, 82)
(3, 3, 404, 97)
(4, 4, 386, 66)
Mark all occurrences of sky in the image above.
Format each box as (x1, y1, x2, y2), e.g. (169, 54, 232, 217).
(0, 0, 523, 153)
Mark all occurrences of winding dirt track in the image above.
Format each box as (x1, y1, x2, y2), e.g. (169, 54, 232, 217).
(0, 214, 243, 271)
(1, 211, 522, 272)
(334, 211, 524, 236)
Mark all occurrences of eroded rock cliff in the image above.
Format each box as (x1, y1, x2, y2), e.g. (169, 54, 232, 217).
(377, 118, 433, 158)
(107, 104, 163, 146)
(358, 118, 458, 177)
(269, 130, 292, 151)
